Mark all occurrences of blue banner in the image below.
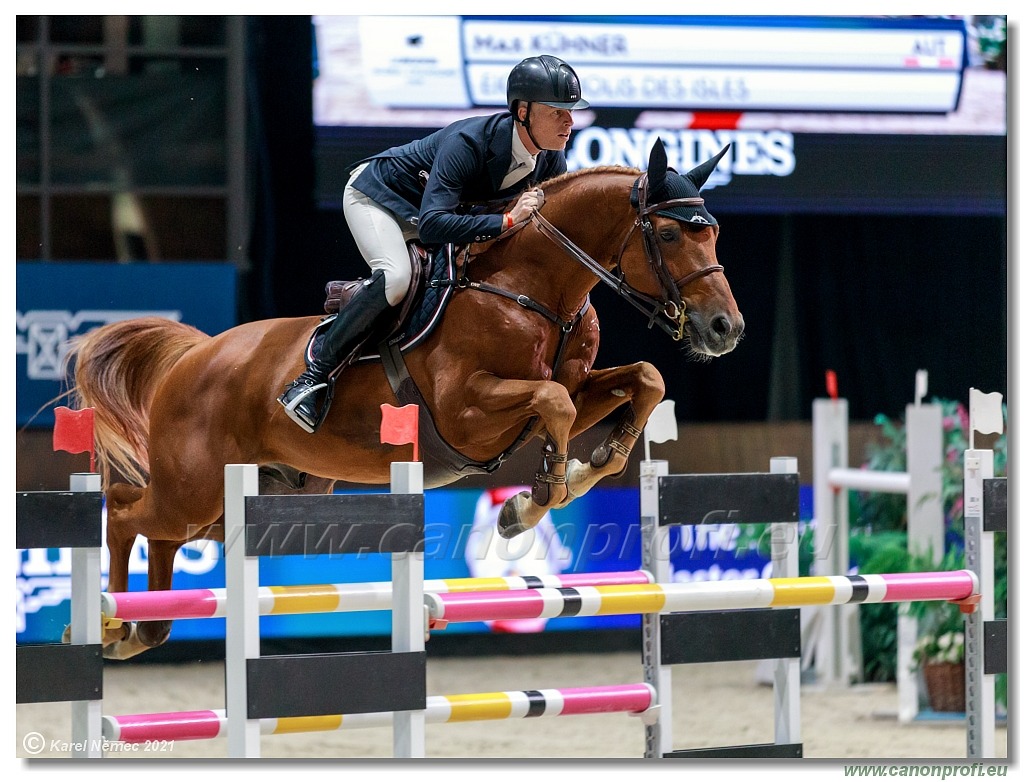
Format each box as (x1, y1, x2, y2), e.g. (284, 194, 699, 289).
(15, 262, 237, 427)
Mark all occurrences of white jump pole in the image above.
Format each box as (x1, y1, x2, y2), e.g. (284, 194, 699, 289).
(770, 457, 801, 749)
(640, 457, 671, 759)
(224, 463, 261, 758)
(69, 472, 103, 758)
(390, 461, 425, 758)
(964, 445, 995, 757)
(812, 370, 942, 721)
(964, 387, 1004, 758)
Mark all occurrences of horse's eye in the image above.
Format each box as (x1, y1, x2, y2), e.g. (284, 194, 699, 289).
(659, 228, 678, 242)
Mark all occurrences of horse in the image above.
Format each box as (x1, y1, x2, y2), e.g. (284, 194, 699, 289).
(65, 139, 744, 659)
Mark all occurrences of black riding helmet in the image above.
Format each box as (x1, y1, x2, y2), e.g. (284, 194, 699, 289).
(506, 55, 590, 112)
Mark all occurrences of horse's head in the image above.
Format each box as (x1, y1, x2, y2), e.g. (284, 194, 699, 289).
(619, 139, 744, 358)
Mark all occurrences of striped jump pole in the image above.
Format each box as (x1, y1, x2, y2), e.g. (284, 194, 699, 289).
(426, 571, 979, 626)
(101, 571, 655, 622)
(103, 683, 656, 744)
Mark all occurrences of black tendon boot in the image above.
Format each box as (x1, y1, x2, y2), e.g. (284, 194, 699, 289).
(278, 270, 391, 432)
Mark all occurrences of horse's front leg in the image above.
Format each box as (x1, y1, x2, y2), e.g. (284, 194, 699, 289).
(560, 361, 666, 505)
(455, 374, 577, 539)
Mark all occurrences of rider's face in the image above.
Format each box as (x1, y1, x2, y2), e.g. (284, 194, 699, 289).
(519, 103, 575, 152)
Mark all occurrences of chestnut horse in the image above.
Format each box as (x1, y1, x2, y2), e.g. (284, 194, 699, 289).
(66, 140, 744, 659)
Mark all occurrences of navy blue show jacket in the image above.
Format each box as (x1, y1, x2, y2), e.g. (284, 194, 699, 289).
(350, 112, 568, 245)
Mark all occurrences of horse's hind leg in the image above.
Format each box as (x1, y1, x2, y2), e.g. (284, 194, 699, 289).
(130, 538, 179, 649)
(102, 477, 209, 659)
(102, 536, 182, 659)
(93, 483, 145, 652)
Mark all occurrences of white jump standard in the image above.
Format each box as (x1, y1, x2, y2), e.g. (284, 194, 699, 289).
(812, 371, 944, 721)
(16, 473, 105, 758)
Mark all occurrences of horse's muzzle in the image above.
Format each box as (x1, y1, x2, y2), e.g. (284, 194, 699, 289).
(686, 310, 745, 356)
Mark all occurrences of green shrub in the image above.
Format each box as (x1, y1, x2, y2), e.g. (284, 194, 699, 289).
(853, 398, 1006, 707)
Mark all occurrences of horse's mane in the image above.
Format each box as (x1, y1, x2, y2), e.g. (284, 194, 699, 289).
(469, 165, 641, 256)
(540, 165, 640, 192)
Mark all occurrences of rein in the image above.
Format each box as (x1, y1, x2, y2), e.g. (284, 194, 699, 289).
(447, 172, 724, 344)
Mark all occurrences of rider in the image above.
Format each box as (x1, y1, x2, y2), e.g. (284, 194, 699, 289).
(278, 54, 590, 432)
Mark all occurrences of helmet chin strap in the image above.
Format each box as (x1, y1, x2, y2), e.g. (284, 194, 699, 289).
(516, 102, 551, 152)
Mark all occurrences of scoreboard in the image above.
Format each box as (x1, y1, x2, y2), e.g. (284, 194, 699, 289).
(326, 15, 968, 115)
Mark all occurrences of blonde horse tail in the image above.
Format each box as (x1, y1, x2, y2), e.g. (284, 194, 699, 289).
(64, 317, 209, 490)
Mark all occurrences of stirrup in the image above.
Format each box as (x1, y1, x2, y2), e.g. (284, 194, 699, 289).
(278, 381, 328, 434)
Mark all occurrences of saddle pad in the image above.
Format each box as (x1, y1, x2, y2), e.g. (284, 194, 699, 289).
(304, 247, 458, 368)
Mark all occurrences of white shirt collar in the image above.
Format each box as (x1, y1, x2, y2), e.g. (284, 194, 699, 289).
(509, 124, 537, 174)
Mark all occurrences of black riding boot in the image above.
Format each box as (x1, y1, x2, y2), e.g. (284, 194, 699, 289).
(278, 270, 391, 432)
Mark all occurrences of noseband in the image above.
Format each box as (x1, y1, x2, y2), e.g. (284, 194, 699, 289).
(530, 172, 724, 340)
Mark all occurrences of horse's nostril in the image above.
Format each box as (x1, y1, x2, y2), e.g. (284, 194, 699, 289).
(711, 315, 731, 337)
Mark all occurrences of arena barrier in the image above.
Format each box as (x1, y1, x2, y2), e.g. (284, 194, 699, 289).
(103, 683, 657, 742)
(812, 370, 944, 720)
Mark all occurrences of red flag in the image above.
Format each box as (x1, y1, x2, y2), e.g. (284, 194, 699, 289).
(53, 406, 96, 472)
(825, 370, 839, 401)
(380, 404, 420, 461)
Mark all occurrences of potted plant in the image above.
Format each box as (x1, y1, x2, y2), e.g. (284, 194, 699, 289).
(852, 397, 1007, 711)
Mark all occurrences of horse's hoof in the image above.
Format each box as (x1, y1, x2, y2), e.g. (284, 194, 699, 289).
(555, 459, 587, 508)
(101, 622, 151, 660)
(497, 492, 531, 539)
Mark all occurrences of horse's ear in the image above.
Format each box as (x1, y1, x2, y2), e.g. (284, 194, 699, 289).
(647, 137, 668, 191)
(686, 144, 731, 190)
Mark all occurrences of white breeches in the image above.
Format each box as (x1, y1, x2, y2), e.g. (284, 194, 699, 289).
(343, 162, 420, 306)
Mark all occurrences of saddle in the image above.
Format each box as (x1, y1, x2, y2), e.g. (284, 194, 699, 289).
(303, 245, 526, 484)
(305, 243, 454, 370)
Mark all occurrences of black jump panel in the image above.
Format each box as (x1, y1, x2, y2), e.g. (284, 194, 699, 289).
(985, 619, 1007, 675)
(245, 493, 424, 556)
(17, 643, 103, 703)
(665, 742, 803, 758)
(660, 609, 801, 664)
(983, 478, 1006, 532)
(16, 491, 103, 550)
(246, 650, 426, 718)
(658, 473, 799, 527)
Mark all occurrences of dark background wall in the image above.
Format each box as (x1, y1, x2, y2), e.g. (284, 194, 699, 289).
(245, 17, 1007, 424)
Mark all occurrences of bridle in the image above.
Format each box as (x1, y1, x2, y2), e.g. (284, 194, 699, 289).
(529, 171, 724, 340)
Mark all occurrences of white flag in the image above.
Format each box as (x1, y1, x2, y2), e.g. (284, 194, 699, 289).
(644, 399, 677, 463)
(646, 399, 678, 444)
(969, 388, 1004, 435)
(914, 369, 928, 406)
